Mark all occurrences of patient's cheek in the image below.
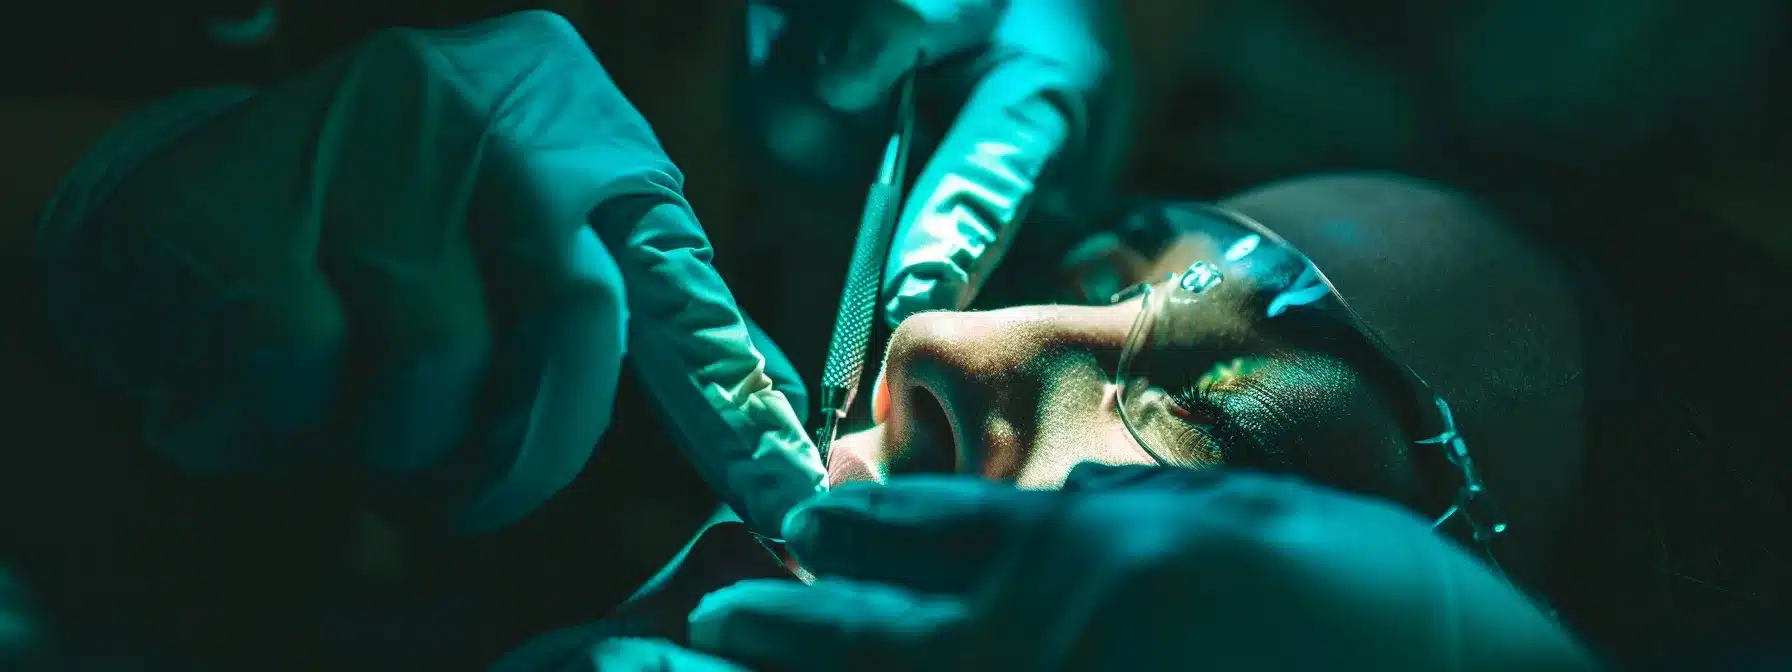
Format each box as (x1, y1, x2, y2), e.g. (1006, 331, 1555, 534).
(1012, 421, 1151, 489)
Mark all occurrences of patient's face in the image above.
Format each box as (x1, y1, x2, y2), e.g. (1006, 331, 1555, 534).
(829, 220, 1413, 490)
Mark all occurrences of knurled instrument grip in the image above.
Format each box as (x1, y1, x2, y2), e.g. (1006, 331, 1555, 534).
(819, 181, 898, 399)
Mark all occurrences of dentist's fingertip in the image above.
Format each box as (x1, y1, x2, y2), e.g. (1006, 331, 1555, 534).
(686, 590, 732, 651)
(688, 581, 809, 655)
(780, 502, 815, 542)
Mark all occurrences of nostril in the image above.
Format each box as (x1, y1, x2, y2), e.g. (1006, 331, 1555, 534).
(887, 385, 957, 476)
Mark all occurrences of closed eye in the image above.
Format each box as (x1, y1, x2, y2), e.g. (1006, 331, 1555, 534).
(1166, 357, 1271, 461)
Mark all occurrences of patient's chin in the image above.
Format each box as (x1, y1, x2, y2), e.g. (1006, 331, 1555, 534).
(826, 426, 888, 487)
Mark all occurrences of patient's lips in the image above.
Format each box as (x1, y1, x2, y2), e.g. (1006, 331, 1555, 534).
(827, 426, 887, 487)
(824, 369, 893, 486)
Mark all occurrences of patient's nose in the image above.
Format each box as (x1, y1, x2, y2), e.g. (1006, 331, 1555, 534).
(876, 305, 1129, 476)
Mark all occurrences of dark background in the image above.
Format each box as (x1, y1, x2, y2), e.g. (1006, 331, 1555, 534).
(1, 0, 1787, 666)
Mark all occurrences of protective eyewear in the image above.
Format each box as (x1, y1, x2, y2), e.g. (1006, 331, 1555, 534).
(1107, 203, 1510, 573)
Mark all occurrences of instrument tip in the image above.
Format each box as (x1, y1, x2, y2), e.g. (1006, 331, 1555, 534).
(815, 415, 840, 459)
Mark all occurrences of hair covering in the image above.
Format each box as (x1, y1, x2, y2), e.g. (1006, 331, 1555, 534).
(1218, 174, 1588, 585)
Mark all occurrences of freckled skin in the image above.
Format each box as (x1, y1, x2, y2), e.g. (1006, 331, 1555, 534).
(831, 248, 1414, 501)
(834, 304, 1151, 489)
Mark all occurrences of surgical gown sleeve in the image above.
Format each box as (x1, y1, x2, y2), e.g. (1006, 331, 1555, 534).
(591, 195, 825, 535)
(559, 58, 826, 537)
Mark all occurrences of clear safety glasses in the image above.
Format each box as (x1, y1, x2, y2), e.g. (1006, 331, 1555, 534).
(1106, 203, 1510, 572)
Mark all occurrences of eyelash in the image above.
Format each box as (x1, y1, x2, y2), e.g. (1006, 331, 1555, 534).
(1127, 350, 1259, 463)
(1165, 384, 1243, 459)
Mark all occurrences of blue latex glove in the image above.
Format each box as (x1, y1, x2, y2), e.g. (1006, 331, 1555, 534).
(565, 638, 749, 672)
(746, 0, 1122, 325)
(39, 11, 822, 538)
(870, 0, 1115, 326)
(684, 466, 1596, 670)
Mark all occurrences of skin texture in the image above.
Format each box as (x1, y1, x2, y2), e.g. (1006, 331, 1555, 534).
(833, 205, 1417, 499)
(843, 296, 1415, 497)
(833, 174, 1586, 593)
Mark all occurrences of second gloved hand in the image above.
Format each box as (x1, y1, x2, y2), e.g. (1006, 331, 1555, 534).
(879, 0, 1115, 326)
(880, 74, 1071, 325)
(686, 466, 1593, 671)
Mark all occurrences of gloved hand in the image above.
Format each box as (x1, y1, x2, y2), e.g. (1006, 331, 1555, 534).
(746, 0, 1121, 326)
(39, 11, 822, 537)
(572, 638, 750, 672)
(871, 0, 1115, 326)
(682, 466, 1595, 671)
